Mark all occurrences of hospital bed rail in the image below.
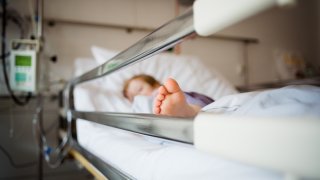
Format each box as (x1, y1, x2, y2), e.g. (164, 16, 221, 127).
(236, 76, 320, 92)
(73, 111, 194, 143)
(52, 1, 320, 179)
(60, 8, 195, 180)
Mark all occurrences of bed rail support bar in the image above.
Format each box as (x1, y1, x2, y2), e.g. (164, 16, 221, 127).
(73, 111, 194, 144)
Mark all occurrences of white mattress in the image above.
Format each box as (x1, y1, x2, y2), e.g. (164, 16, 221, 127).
(77, 120, 282, 180)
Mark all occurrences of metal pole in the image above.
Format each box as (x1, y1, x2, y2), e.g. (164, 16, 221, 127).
(36, 0, 44, 179)
(37, 94, 43, 180)
(36, 0, 43, 39)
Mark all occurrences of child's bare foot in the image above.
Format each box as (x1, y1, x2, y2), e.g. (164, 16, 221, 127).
(153, 78, 200, 117)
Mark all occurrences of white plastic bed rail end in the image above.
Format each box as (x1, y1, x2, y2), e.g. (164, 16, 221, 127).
(193, 0, 296, 36)
(194, 112, 320, 179)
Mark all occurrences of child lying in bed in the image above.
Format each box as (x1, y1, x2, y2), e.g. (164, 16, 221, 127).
(124, 74, 320, 118)
(123, 74, 214, 117)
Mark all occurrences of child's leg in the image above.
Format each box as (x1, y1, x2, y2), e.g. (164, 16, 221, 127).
(153, 78, 201, 117)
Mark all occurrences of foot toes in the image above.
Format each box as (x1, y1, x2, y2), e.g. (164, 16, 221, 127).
(153, 107, 161, 114)
(159, 86, 168, 95)
(155, 100, 161, 107)
(157, 94, 165, 101)
(165, 78, 181, 93)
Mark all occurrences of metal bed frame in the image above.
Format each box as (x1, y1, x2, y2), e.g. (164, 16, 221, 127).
(63, 9, 195, 180)
(38, 1, 320, 180)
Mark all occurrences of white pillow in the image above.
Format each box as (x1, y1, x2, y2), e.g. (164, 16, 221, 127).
(91, 46, 118, 65)
(75, 46, 238, 112)
(101, 52, 238, 99)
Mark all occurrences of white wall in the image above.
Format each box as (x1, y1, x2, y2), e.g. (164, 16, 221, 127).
(221, 0, 318, 84)
(182, 0, 319, 85)
(4, 0, 320, 89)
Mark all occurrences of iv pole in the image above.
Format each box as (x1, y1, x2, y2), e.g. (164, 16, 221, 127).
(34, 0, 44, 179)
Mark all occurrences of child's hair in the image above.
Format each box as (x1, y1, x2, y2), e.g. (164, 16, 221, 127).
(123, 74, 161, 99)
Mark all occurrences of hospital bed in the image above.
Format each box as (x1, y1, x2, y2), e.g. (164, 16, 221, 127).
(38, 1, 320, 180)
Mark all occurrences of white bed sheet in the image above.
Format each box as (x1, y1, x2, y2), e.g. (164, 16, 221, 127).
(202, 85, 320, 118)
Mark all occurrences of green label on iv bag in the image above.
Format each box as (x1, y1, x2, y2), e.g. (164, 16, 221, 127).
(15, 55, 32, 66)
